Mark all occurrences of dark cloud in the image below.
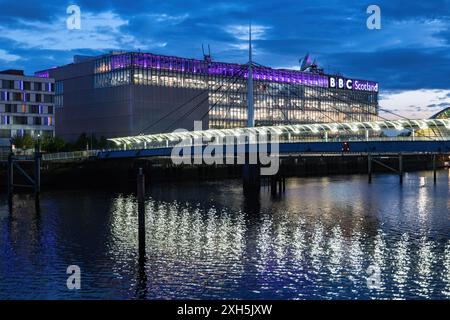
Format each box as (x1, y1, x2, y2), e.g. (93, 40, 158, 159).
(321, 48, 450, 90)
(426, 102, 450, 108)
(0, 0, 449, 92)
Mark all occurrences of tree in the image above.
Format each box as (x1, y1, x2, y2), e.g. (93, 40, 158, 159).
(41, 136, 66, 153)
(98, 136, 110, 149)
(73, 133, 89, 150)
(11, 133, 35, 150)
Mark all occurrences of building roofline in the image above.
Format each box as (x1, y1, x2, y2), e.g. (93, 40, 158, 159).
(35, 50, 378, 86)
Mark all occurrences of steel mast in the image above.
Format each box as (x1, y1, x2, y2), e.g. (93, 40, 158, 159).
(247, 22, 254, 128)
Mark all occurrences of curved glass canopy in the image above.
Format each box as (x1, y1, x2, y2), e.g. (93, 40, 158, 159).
(109, 118, 450, 146)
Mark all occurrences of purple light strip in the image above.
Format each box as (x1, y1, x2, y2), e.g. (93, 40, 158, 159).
(35, 71, 50, 78)
(106, 52, 329, 87)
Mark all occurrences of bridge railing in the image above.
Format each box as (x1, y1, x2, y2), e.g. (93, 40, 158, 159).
(42, 150, 99, 162)
(39, 135, 450, 161)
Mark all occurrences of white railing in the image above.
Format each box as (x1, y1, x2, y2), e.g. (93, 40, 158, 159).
(32, 135, 450, 161)
(42, 150, 99, 161)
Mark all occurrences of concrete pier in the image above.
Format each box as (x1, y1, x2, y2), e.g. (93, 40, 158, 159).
(242, 163, 261, 195)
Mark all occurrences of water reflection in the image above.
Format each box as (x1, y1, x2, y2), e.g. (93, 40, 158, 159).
(0, 171, 449, 299)
(443, 241, 450, 296)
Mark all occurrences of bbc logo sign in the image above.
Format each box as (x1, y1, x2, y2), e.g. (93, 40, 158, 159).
(329, 76, 353, 90)
(329, 76, 379, 93)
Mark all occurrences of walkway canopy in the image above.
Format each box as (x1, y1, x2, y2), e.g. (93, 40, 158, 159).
(109, 118, 450, 146)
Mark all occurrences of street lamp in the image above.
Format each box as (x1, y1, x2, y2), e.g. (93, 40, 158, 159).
(36, 133, 41, 153)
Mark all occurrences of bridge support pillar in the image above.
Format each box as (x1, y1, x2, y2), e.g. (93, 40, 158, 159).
(137, 168, 146, 262)
(269, 174, 285, 196)
(270, 176, 277, 196)
(399, 153, 403, 184)
(243, 163, 261, 196)
(368, 153, 372, 183)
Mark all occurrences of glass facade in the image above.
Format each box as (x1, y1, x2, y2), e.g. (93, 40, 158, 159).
(94, 52, 379, 129)
(0, 73, 55, 144)
(431, 107, 450, 120)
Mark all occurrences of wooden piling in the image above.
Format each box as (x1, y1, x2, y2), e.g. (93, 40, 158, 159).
(34, 150, 41, 197)
(137, 168, 146, 261)
(7, 153, 13, 203)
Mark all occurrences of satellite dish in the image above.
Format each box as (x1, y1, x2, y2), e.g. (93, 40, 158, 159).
(300, 53, 312, 71)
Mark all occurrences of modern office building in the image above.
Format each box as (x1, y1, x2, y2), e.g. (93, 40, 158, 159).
(37, 52, 379, 142)
(0, 70, 55, 147)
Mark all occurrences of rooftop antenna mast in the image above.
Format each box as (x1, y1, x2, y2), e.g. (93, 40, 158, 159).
(247, 21, 254, 128)
(202, 44, 212, 64)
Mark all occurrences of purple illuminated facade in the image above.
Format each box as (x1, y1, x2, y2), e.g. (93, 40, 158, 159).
(102, 52, 332, 88)
(37, 51, 378, 141)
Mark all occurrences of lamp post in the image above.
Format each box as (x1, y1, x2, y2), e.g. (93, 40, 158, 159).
(34, 134, 41, 197)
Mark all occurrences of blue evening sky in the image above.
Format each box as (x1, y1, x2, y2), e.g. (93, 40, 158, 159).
(0, 0, 449, 118)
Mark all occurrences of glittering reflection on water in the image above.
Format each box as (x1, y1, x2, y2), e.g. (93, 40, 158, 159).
(0, 170, 449, 299)
(107, 196, 248, 299)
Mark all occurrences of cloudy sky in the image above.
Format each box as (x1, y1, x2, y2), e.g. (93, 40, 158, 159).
(1, 0, 450, 119)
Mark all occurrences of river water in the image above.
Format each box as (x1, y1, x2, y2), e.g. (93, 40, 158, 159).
(0, 170, 449, 299)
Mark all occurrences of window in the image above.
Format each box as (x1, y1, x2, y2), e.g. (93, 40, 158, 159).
(30, 105, 39, 114)
(44, 94, 53, 103)
(55, 95, 63, 108)
(2, 80, 13, 89)
(0, 91, 8, 101)
(5, 104, 16, 113)
(55, 81, 64, 94)
(34, 82, 43, 91)
(13, 116, 28, 125)
(0, 129, 11, 138)
(13, 92, 23, 101)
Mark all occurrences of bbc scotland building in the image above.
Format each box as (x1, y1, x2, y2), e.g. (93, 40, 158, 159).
(37, 51, 379, 141)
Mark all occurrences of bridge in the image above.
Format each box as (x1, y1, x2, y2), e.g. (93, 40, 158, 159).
(21, 117, 447, 163)
(97, 118, 450, 158)
(3, 24, 450, 197)
(26, 117, 447, 195)
(3, 117, 450, 200)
